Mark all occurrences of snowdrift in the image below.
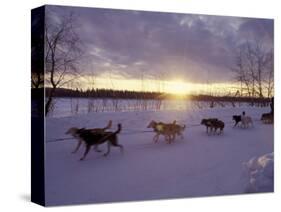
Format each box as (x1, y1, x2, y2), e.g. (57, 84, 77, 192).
(244, 153, 274, 193)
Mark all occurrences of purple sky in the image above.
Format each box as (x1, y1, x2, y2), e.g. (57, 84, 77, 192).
(46, 5, 273, 85)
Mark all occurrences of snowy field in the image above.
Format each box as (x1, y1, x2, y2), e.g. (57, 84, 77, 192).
(48, 97, 255, 118)
(45, 104, 273, 206)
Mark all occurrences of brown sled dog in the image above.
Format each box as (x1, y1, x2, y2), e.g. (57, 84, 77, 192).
(147, 120, 185, 143)
(201, 118, 224, 135)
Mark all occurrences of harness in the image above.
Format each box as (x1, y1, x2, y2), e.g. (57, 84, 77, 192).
(155, 124, 164, 132)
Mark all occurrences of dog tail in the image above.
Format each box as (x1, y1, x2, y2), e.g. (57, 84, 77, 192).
(96, 124, 122, 144)
(114, 123, 122, 135)
(103, 120, 112, 130)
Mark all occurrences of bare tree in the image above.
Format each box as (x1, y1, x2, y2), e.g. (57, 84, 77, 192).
(264, 51, 274, 98)
(31, 8, 44, 88)
(231, 40, 273, 100)
(45, 11, 83, 115)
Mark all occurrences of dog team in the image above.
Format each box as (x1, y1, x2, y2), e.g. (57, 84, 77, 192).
(66, 110, 273, 160)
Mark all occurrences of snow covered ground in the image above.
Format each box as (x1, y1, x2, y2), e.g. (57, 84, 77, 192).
(244, 152, 274, 193)
(45, 105, 273, 206)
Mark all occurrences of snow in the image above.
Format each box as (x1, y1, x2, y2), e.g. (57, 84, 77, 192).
(243, 153, 274, 193)
(45, 104, 273, 206)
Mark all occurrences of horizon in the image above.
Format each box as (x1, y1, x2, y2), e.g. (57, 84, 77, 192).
(43, 85, 273, 100)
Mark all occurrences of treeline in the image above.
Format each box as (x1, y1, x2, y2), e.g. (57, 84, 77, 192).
(190, 94, 271, 104)
(37, 88, 272, 103)
(45, 87, 166, 100)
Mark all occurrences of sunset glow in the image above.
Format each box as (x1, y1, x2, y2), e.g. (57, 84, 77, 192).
(62, 74, 239, 96)
(165, 80, 191, 96)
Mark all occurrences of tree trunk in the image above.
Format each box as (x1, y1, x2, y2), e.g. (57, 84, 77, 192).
(45, 88, 56, 115)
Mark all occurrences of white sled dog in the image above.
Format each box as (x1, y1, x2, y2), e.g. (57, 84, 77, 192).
(241, 116, 253, 128)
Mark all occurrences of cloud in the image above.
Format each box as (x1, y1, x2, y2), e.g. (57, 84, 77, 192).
(238, 18, 273, 46)
(46, 5, 273, 84)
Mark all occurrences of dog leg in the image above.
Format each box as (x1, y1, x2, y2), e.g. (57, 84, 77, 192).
(166, 135, 171, 144)
(111, 138, 124, 154)
(206, 126, 210, 135)
(118, 144, 124, 153)
(103, 142, 111, 157)
(153, 135, 156, 143)
(164, 135, 168, 143)
(80, 145, 91, 161)
(164, 135, 168, 142)
(165, 135, 170, 144)
(153, 134, 159, 143)
(209, 127, 213, 135)
(171, 134, 175, 142)
(214, 128, 217, 135)
(180, 133, 184, 139)
(168, 135, 172, 144)
(72, 140, 82, 154)
(114, 144, 123, 153)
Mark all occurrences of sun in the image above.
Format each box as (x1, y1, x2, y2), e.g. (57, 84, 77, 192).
(166, 80, 190, 96)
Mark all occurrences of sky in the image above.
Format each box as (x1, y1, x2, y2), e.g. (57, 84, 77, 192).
(46, 5, 273, 95)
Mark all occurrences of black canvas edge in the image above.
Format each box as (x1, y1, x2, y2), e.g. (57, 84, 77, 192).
(31, 5, 46, 206)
